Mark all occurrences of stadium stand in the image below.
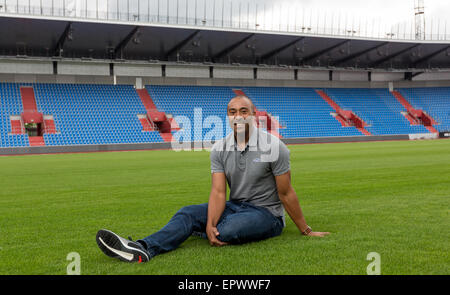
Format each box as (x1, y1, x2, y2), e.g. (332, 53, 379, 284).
(315, 89, 372, 136)
(323, 88, 432, 135)
(0, 83, 163, 148)
(136, 88, 175, 142)
(1, 83, 448, 148)
(0, 83, 30, 147)
(36, 83, 164, 146)
(397, 87, 450, 132)
(147, 85, 235, 142)
(239, 87, 365, 138)
(391, 90, 439, 133)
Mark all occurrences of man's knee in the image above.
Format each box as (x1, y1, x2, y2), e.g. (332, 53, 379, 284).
(216, 214, 282, 244)
(216, 221, 243, 243)
(216, 225, 237, 243)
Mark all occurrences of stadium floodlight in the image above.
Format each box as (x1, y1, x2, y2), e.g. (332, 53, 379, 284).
(415, 0, 425, 40)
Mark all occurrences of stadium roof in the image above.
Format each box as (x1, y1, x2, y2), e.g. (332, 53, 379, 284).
(1, 15, 449, 70)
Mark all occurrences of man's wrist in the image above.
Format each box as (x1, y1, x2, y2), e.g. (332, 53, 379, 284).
(301, 225, 312, 236)
(206, 222, 217, 228)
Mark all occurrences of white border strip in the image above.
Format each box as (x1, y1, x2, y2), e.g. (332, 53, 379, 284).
(408, 133, 439, 140)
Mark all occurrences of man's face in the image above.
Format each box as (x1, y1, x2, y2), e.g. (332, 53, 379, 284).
(227, 97, 255, 135)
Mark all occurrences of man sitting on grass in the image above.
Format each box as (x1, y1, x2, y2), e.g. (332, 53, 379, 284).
(96, 95, 330, 263)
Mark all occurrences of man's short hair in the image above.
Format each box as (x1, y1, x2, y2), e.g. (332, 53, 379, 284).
(228, 95, 256, 114)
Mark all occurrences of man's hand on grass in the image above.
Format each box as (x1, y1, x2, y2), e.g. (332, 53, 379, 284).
(306, 231, 330, 237)
(206, 225, 229, 247)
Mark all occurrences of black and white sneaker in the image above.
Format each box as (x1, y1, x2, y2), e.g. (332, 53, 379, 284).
(96, 229, 150, 263)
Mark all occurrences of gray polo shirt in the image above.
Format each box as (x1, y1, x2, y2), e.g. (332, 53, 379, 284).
(210, 126, 290, 226)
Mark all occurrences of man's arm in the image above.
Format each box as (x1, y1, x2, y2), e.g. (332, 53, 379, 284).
(275, 171, 330, 237)
(206, 172, 228, 246)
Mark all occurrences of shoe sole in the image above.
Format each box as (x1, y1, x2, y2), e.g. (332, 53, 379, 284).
(96, 229, 149, 263)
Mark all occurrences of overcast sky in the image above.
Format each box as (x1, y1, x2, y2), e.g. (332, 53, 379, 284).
(279, 0, 450, 22)
(244, 0, 450, 36)
(8, 0, 450, 37)
(10, 0, 450, 20)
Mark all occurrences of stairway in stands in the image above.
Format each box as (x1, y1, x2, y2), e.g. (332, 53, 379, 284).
(232, 89, 283, 138)
(391, 90, 439, 134)
(136, 88, 177, 142)
(20, 87, 46, 146)
(9, 115, 24, 135)
(316, 89, 372, 136)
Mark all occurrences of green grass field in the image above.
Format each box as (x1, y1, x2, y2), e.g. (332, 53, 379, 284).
(0, 139, 449, 275)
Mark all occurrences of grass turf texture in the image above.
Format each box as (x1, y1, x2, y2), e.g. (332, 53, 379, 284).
(0, 139, 449, 275)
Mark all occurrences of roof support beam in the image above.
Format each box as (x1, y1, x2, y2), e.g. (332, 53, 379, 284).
(369, 43, 420, 68)
(114, 26, 140, 59)
(260, 37, 305, 63)
(300, 39, 350, 65)
(52, 22, 72, 57)
(165, 30, 201, 59)
(332, 42, 389, 66)
(212, 33, 255, 62)
(412, 45, 450, 67)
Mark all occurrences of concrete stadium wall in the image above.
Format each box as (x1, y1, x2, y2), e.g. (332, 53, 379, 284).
(166, 65, 210, 78)
(214, 66, 254, 79)
(258, 68, 294, 80)
(0, 73, 115, 84)
(0, 134, 413, 155)
(333, 71, 367, 81)
(0, 59, 53, 75)
(297, 69, 329, 81)
(136, 76, 450, 88)
(114, 63, 161, 77)
(394, 79, 450, 88)
(413, 72, 450, 81)
(58, 61, 110, 76)
(2, 72, 450, 88)
(0, 58, 450, 88)
(371, 72, 404, 82)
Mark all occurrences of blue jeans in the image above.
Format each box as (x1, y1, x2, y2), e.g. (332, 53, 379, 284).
(138, 201, 284, 258)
